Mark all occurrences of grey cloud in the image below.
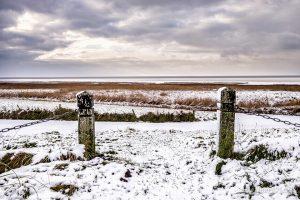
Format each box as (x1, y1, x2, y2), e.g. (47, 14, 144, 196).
(0, 0, 299, 76)
(278, 33, 300, 50)
(110, 0, 225, 9)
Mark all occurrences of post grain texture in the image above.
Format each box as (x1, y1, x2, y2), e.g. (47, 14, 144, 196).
(217, 87, 236, 158)
(77, 91, 95, 160)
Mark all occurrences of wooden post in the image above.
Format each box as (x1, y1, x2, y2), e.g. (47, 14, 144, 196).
(77, 91, 95, 160)
(217, 87, 236, 158)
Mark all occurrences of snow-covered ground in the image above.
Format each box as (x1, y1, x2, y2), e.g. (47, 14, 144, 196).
(0, 89, 59, 93)
(0, 113, 299, 199)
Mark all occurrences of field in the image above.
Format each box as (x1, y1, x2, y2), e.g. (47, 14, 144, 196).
(0, 82, 299, 115)
(0, 82, 300, 199)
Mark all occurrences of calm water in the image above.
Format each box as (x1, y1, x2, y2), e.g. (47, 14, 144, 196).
(0, 76, 300, 84)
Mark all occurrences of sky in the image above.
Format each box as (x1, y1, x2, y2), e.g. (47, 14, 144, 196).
(0, 0, 300, 77)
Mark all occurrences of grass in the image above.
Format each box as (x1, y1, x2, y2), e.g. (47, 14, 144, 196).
(94, 93, 165, 105)
(95, 112, 138, 122)
(237, 99, 271, 109)
(259, 179, 274, 188)
(0, 107, 197, 122)
(139, 111, 196, 122)
(215, 161, 226, 175)
(1, 82, 300, 91)
(54, 163, 69, 170)
(50, 184, 78, 196)
(0, 152, 33, 174)
(245, 145, 288, 163)
(175, 97, 216, 107)
(273, 99, 300, 107)
(0, 82, 299, 114)
(295, 185, 300, 199)
(224, 144, 289, 163)
(0, 150, 84, 174)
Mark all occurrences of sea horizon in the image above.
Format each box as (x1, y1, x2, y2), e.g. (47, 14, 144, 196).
(0, 75, 300, 84)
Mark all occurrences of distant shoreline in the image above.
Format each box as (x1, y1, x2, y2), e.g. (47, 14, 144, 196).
(0, 75, 300, 85)
(0, 75, 300, 79)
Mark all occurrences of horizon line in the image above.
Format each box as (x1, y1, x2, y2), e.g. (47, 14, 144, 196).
(0, 75, 300, 79)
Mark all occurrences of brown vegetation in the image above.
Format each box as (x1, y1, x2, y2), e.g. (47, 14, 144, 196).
(0, 152, 33, 173)
(0, 107, 197, 122)
(273, 99, 300, 107)
(237, 99, 271, 109)
(0, 82, 299, 115)
(0, 82, 299, 91)
(54, 163, 69, 170)
(93, 93, 165, 105)
(50, 184, 78, 196)
(175, 97, 216, 107)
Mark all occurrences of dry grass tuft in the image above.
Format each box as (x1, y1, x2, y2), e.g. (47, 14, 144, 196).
(94, 93, 166, 105)
(273, 99, 300, 107)
(38, 156, 51, 163)
(174, 97, 216, 107)
(160, 92, 168, 96)
(54, 163, 69, 170)
(237, 99, 271, 109)
(50, 184, 78, 196)
(59, 152, 83, 161)
(0, 152, 33, 173)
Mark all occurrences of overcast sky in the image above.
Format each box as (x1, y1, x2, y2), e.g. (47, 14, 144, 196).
(0, 0, 300, 77)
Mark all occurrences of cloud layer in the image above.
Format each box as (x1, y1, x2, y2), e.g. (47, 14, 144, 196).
(0, 0, 299, 76)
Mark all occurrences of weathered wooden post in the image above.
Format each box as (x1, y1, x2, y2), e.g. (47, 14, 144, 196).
(77, 91, 95, 160)
(217, 87, 236, 158)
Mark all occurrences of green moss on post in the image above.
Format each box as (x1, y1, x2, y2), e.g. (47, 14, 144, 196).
(77, 91, 95, 160)
(217, 87, 236, 158)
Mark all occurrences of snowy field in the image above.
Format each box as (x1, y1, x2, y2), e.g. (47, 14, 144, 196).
(1, 89, 300, 106)
(0, 112, 299, 199)
(0, 88, 299, 199)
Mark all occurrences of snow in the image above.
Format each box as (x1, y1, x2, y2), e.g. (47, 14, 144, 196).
(0, 113, 299, 199)
(0, 89, 59, 93)
(0, 89, 299, 199)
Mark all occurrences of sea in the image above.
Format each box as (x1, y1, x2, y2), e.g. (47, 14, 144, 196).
(0, 76, 300, 85)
